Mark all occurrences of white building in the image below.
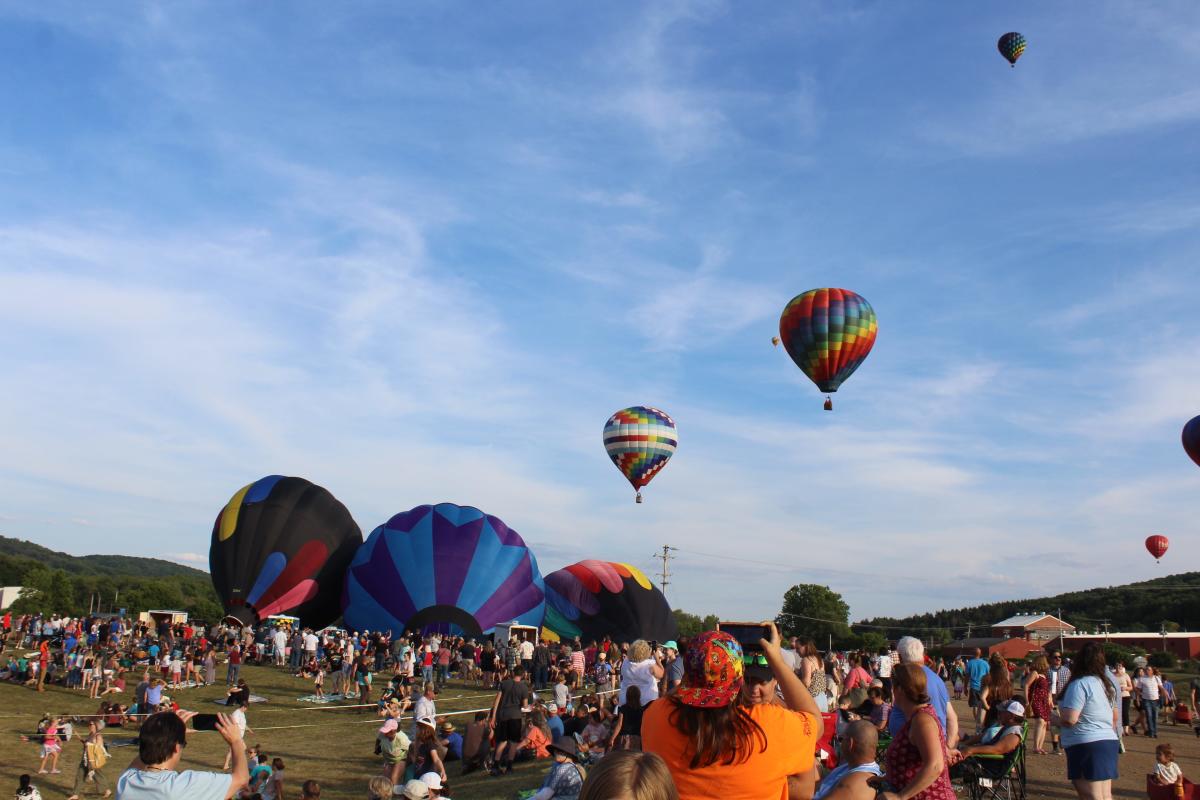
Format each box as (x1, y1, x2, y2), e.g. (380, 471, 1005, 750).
(0, 586, 24, 610)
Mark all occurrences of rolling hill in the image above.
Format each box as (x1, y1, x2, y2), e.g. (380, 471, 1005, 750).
(0, 535, 208, 580)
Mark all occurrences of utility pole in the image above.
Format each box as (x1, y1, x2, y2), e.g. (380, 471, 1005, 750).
(1058, 608, 1065, 652)
(653, 545, 678, 596)
(1101, 620, 1110, 642)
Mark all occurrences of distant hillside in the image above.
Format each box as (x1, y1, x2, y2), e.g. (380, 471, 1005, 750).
(859, 572, 1200, 635)
(0, 535, 208, 580)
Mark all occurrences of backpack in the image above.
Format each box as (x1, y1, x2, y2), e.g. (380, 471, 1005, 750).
(86, 740, 109, 770)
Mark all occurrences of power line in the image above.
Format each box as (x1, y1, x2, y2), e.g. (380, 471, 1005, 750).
(653, 545, 678, 597)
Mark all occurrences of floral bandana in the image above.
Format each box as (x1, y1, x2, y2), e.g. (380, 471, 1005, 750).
(675, 630, 744, 708)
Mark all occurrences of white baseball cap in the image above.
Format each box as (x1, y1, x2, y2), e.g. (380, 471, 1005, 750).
(419, 772, 443, 790)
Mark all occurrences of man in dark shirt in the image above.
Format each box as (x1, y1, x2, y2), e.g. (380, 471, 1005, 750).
(488, 666, 531, 775)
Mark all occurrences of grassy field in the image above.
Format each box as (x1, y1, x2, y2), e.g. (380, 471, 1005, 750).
(1, 664, 549, 799)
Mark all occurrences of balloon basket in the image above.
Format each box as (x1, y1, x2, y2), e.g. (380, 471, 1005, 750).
(823, 396, 833, 411)
(635, 492, 643, 504)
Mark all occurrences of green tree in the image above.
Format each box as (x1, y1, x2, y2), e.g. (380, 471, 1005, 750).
(857, 631, 888, 652)
(673, 609, 704, 638)
(702, 614, 720, 632)
(11, 565, 76, 614)
(776, 584, 850, 642)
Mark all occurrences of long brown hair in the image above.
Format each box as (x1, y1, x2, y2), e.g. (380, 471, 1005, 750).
(985, 654, 1013, 705)
(665, 695, 766, 769)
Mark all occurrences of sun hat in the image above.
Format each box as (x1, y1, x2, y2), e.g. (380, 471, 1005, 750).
(440, 720, 454, 732)
(400, 779, 430, 799)
(1003, 699, 1026, 717)
(419, 772, 443, 790)
(548, 736, 579, 759)
(675, 630, 744, 708)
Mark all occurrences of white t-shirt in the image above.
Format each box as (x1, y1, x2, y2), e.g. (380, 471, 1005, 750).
(877, 655, 893, 678)
(115, 768, 232, 800)
(520, 640, 535, 660)
(230, 707, 247, 737)
(272, 631, 287, 651)
(1156, 762, 1182, 784)
(619, 659, 660, 706)
(303, 633, 318, 652)
(1136, 675, 1162, 701)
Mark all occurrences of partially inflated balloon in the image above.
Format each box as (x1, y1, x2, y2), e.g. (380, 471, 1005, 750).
(603, 407, 677, 503)
(210, 475, 362, 628)
(1146, 535, 1169, 562)
(543, 560, 677, 645)
(778, 288, 877, 408)
(998, 32, 1026, 67)
(1183, 416, 1200, 468)
(341, 503, 545, 636)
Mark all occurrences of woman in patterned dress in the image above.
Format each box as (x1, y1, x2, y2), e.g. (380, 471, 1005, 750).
(1026, 655, 1052, 754)
(880, 664, 955, 800)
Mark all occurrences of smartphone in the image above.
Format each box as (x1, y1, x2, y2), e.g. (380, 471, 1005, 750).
(718, 622, 770, 652)
(191, 714, 220, 731)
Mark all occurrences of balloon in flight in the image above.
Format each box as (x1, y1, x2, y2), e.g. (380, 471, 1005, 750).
(778, 288, 877, 410)
(603, 406, 677, 503)
(998, 32, 1027, 67)
(1182, 415, 1200, 468)
(1145, 534, 1169, 562)
(209, 475, 362, 628)
(341, 503, 546, 636)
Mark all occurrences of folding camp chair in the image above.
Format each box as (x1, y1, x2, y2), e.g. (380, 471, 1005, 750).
(962, 722, 1027, 800)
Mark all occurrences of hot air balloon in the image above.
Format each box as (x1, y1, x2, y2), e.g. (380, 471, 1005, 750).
(603, 406, 677, 503)
(1146, 535, 1169, 562)
(778, 288, 877, 410)
(341, 503, 545, 637)
(998, 32, 1026, 67)
(542, 560, 678, 645)
(210, 475, 362, 629)
(1183, 416, 1200, 468)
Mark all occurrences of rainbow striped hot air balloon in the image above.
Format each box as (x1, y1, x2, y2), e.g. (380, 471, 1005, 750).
(778, 288, 877, 410)
(209, 475, 362, 629)
(603, 406, 677, 503)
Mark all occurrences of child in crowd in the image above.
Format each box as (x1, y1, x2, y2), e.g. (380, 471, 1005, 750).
(15, 774, 42, 800)
(1153, 743, 1183, 787)
(313, 661, 325, 699)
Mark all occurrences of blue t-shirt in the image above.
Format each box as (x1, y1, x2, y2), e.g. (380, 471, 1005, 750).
(443, 731, 463, 760)
(547, 715, 564, 740)
(1059, 676, 1118, 747)
(146, 685, 163, 705)
(966, 658, 990, 691)
(116, 767, 232, 800)
(249, 764, 272, 792)
(888, 665, 950, 738)
(148, 644, 161, 659)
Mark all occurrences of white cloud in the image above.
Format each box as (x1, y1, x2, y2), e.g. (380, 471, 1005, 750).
(166, 552, 208, 564)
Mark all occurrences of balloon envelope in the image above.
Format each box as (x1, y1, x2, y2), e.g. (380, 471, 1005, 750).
(779, 288, 878, 395)
(210, 475, 362, 629)
(1146, 535, 1169, 560)
(543, 560, 678, 644)
(341, 503, 546, 637)
(998, 32, 1027, 65)
(603, 406, 677, 496)
(1183, 416, 1200, 468)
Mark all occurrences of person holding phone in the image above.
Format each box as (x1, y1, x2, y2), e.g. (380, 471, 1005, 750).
(619, 641, 664, 708)
(114, 710, 248, 799)
(642, 622, 823, 800)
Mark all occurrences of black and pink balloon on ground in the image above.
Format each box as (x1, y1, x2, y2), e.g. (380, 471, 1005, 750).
(542, 560, 678, 644)
(340, 503, 546, 637)
(209, 475, 362, 629)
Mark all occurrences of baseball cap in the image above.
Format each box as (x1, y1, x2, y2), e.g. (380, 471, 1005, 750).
(675, 630, 744, 708)
(378, 719, 398, 734)
(546, 702, 558, 713)
(416, 715, 436, 730)
(419, 773, 443, 790)
(1003, 700, 1026, 717)
(398, 780, 430, 799)
(663, 640, 679, 651)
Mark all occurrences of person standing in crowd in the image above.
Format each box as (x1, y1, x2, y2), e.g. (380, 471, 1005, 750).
(593, 652, 615, 697)
(1054, 642, 1119, 800)
(619, 641, 664, 708)
(533, 639, 552, 691)
(1026, 655, 1053, 755)
(579, 750, 677, 800)
(1135, 665, 1163, 738)
(662, 642, 684, 696)
(1112, 662, 1133, 736)
(642, 625, 822, 800)
(880, 664, 955, 800)
(607, 685, 646, 752)
(1047, 652, 1072, 754)
(797, 639, 829, 712)
(489, 665, 532, 775)
(889, 638, 958, 746)
(964, 648, 990, 733)
(225, 642, 242, 687)
(115, 711, 248, 799)
(67, 720, 110, 800)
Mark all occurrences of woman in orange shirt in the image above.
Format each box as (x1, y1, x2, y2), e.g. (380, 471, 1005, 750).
(642, 624, 823, 800)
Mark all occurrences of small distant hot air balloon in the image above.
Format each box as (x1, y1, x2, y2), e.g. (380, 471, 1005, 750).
(998, 32, 1027, 67)
(1183, 415, 1200, 468)
(778, 288, 877, 410)
(1146, 535, 1169, 563)
(603, 406, 677, 503)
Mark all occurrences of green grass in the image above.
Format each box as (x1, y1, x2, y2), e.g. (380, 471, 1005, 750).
(1, 664, 549, 799)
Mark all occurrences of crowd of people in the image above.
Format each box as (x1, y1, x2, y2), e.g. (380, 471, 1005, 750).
(3, 609, 1193, 800)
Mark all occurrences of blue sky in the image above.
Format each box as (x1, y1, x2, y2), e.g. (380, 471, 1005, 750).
(3, 1, 1199, 622)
